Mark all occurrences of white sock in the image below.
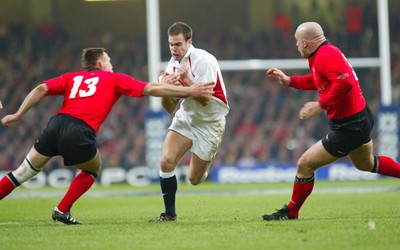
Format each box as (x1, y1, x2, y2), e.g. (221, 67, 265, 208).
(201, 171, 208, 182)
(159, 170, 176, 178)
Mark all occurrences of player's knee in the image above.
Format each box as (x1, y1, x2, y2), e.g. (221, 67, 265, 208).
(160, 155, 177, 172)
(188, 176, 202, 185)
(89, 166, 101, 175)
(91, 163, 101, 174)
(12, 156, 41, 184)
(353, 158, 374, 172)
(296, 155, 313, 176)
(76, 155, 101, 174)
(296, 155, 308, 170)
(188, 172, 207, 186)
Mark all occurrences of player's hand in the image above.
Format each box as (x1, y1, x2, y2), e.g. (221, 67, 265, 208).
(177, 64, 190, 84)
(266, 68, 290, 86)
(189, 82, 215, 98)
(1, 114, 20, 127)
(159, 72, 181, 86)
(0, 100, 2, 110)
(299, 101, 323, 120)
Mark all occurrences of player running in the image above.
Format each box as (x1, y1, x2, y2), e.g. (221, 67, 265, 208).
(263, 22, 400, 221)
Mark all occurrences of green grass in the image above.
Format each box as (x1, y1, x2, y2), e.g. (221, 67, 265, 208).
(1, 179, 400, 250)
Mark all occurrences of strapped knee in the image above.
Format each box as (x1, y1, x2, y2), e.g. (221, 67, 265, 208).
(295, 173, 315, 183)
(370, 156, 379, 173)
(12, 156, 41, 184)
(82, 170, 98, 179)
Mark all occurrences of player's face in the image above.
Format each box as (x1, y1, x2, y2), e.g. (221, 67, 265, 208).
(295, 32, 308, 58)
(101, 53, 113, 72)
(168, 34, 192, 62)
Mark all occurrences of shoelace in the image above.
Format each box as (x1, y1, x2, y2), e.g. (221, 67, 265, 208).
(66, 214, 78, 223)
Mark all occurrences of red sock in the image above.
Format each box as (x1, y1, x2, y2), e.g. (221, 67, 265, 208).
(377, 156, 400, 178)
(287, 176, 315, 217)
(57, 171, 97, 213)
(0, 174, 18, 200)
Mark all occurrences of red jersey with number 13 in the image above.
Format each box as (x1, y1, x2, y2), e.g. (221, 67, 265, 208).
(44, 69, 147, 132)
(290, 43, 366, 120)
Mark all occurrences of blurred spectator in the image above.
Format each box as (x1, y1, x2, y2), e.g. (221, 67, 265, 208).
(346, 0, 364, 56)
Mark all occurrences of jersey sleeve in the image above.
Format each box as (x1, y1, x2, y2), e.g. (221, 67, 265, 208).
(317, 54, 354, 109)
(289, 74, 316, 90)
(114, 73, 147, 97)
(43, 73, 70, 96)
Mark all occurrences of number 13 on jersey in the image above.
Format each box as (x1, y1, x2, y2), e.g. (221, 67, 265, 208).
(69, 76, 99, 98)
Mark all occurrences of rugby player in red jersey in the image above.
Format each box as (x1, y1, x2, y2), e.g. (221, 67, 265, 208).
(0, 47, 214, 225)
(263, 22, 400, 220)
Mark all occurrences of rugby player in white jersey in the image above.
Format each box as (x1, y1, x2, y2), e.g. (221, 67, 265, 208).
(150, 22, 229, 221)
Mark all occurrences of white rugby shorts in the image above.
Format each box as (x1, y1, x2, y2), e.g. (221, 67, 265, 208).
(169, 109, 226, 161)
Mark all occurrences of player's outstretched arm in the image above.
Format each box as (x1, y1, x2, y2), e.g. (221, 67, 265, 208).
(143, 81, 214, 98)
(0, 100, 2, 110)
(1, 84, 48, 127)
(266, 67, 291, 86)
(158, 73, 181, 113)
(192, 83, 213, 107)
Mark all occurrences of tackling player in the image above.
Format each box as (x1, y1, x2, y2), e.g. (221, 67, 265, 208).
(0, 47, 214, 225)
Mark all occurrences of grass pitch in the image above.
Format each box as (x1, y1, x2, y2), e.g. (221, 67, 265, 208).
(1, 179, 399, 250)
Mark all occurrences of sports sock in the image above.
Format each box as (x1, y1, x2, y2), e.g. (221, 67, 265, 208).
(56, 171, 97, 213)
(377, 156, 400, 178)
(0, 173, 20, 200)
(160, 174, 177, 217)
(201, 171, 208, 183)
(287, 174, 315, 217)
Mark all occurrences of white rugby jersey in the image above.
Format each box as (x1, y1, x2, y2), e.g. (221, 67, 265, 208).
(165, 45, 229, 121)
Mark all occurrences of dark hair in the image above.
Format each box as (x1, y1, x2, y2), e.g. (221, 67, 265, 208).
(167, 22, 192, 41)
(81, 47, 106, 69)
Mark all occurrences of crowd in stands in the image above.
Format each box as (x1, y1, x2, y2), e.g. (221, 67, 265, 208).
(0, 1, 398, 173)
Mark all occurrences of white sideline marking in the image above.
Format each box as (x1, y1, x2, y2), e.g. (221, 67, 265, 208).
(5, 185, 399, 199)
